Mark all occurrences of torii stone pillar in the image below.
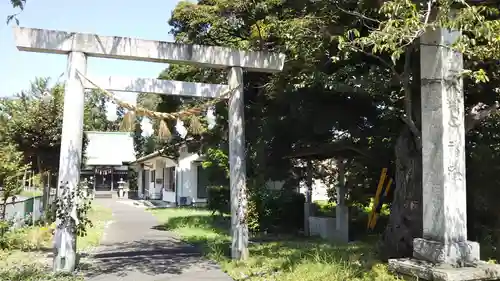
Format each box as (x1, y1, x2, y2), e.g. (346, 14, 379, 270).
(54, 51, 87, 272)
(389, 27, 500, 281)
(414, 26, 479, 266)
(228, 67, 248, 259)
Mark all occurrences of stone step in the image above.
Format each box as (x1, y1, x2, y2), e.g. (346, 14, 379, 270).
(94, 191, 113, 199)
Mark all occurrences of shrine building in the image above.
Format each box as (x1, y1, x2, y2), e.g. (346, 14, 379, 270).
(80, 131, 136, 198)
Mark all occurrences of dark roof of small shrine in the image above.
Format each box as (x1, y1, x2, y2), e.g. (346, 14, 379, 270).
(285, 142, 372, 161)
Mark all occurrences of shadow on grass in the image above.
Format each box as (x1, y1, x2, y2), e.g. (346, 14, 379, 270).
(0, 267, 81, 281)
(151, 212, 392, 280)
(243, 240, 382, 280)
(0, 251, 82, 281)
(152, 214, 233, 258)
(152, 214, 230, 236)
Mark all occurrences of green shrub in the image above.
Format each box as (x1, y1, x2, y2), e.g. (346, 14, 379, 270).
(348, 204, 389, 241)
(308, 200, 390, 240)
(0, 225, 52, 250)
(207, 185, 230, 216)
(207, 184, 306, 234)
(311, 200, 336, 217)
(0, 256, 82, 281)
(0, 219, 13, 249)
(247, 187, 305, 234)
(275, 190, 305, 232)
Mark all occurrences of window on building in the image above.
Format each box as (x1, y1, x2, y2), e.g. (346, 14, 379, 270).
(164, 167, 176, 192)
(141, 170, 146, 193)
(150, 170, 155, 183)
(197, 165, 209, 199)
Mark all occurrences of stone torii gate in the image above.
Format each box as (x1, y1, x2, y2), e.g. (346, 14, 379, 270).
(13, 26, 285, 271)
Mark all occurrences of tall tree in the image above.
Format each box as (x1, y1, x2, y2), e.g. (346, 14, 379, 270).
(0, 78, 64, 177)
(84, 89, 114, 131)
(132, 93, 161, 157)
(0, 144, 28, 221)
(160, 0, 500, 260)
(335, 0, 500, 258)
(161, 0, 395, 194)
(0, 78, 120, 183)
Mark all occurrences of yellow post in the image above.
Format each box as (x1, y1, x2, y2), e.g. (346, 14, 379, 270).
(384, 178, 393, 196)
(368, 168, 387, 228)
(369, 177, 392, 229)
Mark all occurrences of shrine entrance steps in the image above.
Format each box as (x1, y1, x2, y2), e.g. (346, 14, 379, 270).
(93, 191, 113, 199)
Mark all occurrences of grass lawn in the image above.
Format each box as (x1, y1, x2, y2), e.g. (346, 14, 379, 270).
(0, 201, 112, 281)
(150, 208, 401, 281)
(78, 203, 113, 251)
(19, 190, 43, 197)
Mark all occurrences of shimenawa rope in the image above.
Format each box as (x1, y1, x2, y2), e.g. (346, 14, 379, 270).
(76, 70, 239, 139)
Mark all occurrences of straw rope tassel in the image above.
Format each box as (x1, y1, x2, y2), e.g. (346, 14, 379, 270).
(120, 111, 136, 131)
(187, 115, 204, 135)
(158, 119, 172, 140)
(76, 70, 240, 138)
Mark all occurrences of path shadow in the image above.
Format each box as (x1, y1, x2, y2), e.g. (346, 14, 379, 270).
(152, 215, 230, 236)
(78, 239, 223, 278)
(152, 215, 232, 258)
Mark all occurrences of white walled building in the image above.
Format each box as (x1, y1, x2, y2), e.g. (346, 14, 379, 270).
(132, 145, 210, 205)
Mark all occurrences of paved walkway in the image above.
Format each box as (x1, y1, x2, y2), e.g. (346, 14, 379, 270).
(81, 199, 232, 281)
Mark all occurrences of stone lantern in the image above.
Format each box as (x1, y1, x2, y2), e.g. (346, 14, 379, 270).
(117, 178, 126, 198)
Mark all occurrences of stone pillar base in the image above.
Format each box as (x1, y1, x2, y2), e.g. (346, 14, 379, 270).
(388, 258, 500, 281)
(413, 238, 480, 265)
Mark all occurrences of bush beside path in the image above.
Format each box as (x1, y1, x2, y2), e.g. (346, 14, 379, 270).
(0, 202, 112, 281)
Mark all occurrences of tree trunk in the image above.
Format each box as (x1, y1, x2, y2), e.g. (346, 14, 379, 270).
(379, 126, 423, 259)
(466, 181, 477, 241)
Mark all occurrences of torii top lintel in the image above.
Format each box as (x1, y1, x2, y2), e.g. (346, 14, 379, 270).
(13, 26, 286, 73)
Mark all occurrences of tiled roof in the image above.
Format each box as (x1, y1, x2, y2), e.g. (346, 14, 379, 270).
(84, 131, 136, 166)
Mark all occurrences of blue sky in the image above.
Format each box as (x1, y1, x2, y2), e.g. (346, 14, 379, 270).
(0, 0, 182, 96)
(0, 0, 184, 134)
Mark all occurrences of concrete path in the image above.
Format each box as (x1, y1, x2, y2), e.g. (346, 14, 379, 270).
(81, 199, 233, 281)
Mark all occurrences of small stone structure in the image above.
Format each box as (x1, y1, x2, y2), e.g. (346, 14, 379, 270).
(287, 151, 351, 243)
(305, 159, 349, 243)
(308, 216, 335, 239)
(308, 216, 348, 243)
(388, 26, 500, 281)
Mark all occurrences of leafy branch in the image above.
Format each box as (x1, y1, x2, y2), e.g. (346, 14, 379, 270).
(6, 0, 26, 25)
(336, 0, 500, 139)
(52, 179, 93, 237)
